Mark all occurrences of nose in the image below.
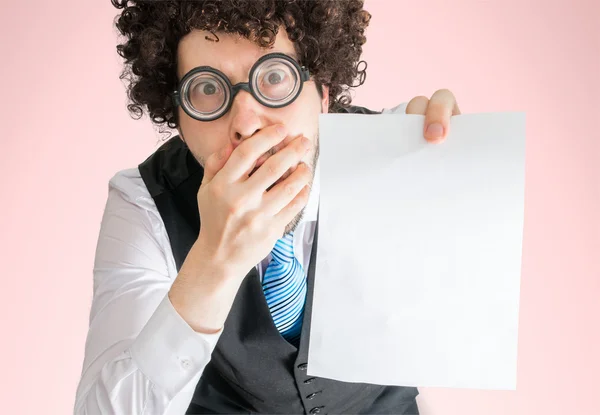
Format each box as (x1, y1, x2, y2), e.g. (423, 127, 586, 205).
(229, 90, 265, 145)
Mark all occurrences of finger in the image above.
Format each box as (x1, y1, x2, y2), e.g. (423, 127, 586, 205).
(423, 89, 459, 143)
(273, 184, 311, 229)
(202, 142, 233, 185)
(405, 96, 429, 115)
(243, 146, 275, 179)
(270, 167, 312, 226)
(453, 101, 461, 115)
(219, 124, 288, 183)
(263, 161, 312, 216)
(247, 136, 311, 192)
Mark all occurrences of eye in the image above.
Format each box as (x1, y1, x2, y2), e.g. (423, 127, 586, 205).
(264, 69, 286, 85)
(188, 75, 226, 113)
(203, 83, 216, 95)
(255, 61, 297, 101)
(196, 81, 220, 95)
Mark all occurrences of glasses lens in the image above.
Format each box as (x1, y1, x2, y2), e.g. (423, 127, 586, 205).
(253, 57, 300, 105)
(184, 72, 229, 117)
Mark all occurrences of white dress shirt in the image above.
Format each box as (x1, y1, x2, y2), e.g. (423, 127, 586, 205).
(74, 102, 407, 415)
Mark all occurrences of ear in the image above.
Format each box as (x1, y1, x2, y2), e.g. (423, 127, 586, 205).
(320, 85, 330, 113)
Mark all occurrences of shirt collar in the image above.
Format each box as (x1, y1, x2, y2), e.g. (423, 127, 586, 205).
(301, 157, 320, 223)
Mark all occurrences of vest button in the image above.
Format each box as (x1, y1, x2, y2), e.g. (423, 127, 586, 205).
(303, 377, 317, 384)
(297, 363, 308, 370)
(306, 391, 322, 400)
(310, 406, 325, 414)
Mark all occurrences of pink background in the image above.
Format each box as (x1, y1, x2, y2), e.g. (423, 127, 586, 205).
(2, 0, 598, 414)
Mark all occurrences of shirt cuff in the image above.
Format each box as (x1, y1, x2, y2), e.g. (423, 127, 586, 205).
(130, 293, 223, 399)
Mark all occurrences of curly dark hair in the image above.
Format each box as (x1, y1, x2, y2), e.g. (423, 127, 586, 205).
(111, 0, 372, 132)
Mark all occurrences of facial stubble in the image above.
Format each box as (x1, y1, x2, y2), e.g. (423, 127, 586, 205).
(283, 131, 319, 237)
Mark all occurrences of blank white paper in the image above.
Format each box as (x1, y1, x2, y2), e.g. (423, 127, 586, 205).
(308, 112, 525, 390)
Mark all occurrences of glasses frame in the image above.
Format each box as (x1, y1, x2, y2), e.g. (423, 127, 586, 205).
(171, 52, 311, 122)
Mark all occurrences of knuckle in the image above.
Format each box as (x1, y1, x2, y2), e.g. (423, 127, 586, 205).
(297, 138, 310, 153)
(266, 162, 278, 176)
(241, 213, 259, 231)
(409, 95, 429, 104)
(296, 146, 307, 157)
(298, 188, 309, 201)
(225, 204, 237, 217)
(431, 89, 455, 108)
(295, 163, 305, 176)
(304, 168, 312, 181)
(227, 198, 243, 216)
(208, 182, 225, 199)
(284, 183, 296, 196)
(406, 96, 429, 114)
(235, 144, 251, 162)
(301, 162, 311, 175)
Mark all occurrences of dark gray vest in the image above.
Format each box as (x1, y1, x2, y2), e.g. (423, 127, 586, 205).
(138, 105, 419, 414)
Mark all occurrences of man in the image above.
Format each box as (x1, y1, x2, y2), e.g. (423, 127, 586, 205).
(75, 1, 461, 414)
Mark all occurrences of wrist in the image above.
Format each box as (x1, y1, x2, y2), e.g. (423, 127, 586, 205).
(169, 238, 243, 334)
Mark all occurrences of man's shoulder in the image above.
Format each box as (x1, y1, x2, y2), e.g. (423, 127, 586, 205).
(107, 167, 152, 206)
(106, 135, 195, 208)
(137, 135, 202, 198)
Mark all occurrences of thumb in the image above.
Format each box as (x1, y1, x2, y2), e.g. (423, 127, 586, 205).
(202, 142, 233, 185)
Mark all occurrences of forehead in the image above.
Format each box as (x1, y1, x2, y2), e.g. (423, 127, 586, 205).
(177, 29, 298, 82)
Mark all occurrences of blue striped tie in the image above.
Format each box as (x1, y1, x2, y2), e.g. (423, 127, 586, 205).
(262, 232, 307, 347)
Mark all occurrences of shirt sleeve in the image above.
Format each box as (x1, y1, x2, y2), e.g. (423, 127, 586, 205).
(74, 168, 223, 415)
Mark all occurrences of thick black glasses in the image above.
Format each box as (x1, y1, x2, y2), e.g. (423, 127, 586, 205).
(171, 52, 311, 122)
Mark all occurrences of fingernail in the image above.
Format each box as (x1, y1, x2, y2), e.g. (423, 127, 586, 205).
(276, 125, 287, 137)
(425, 122, 444, 139)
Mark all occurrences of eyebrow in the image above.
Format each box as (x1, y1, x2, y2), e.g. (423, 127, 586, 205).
(258, 49, 300, 65)
(180, 49, 301, 82)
